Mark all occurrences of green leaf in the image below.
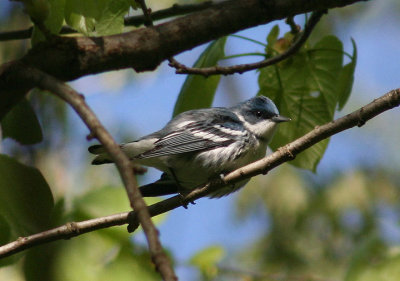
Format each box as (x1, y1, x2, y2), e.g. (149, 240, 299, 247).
(1, 99, 43, 145)
(190, 245, 225, 279)
(347, 254, 400, 281)
(266, 24, 280, 55)
(345, 235, 400, 281)
(31, 0, 66, 45)
(0, 215, 11, 246)
(258, 35, 345, 171)
(23, 242, 61, 281)
(173, 37, 227, 117)
(65, 0, 130, 35)
(95, 0, 130, 35)
(45, 0, 66, 33)
(337, 38, 357, 110)
(0, 155, 54, 237)
(65, 0, 101, 21)
(38, 232, 160, 281)
(64, 0, 103, 35)
(66, 14, 96, 35)
(21, 0, 50, 23)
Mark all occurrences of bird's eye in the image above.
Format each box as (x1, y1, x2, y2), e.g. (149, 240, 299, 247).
(255, 111, 263, 118)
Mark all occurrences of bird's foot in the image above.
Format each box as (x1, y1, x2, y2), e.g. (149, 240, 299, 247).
(219, 173, 228, 184)
(179, 193, 196, 209)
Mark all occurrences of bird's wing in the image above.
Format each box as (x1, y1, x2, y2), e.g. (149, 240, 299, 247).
(135, 120, 245, 159)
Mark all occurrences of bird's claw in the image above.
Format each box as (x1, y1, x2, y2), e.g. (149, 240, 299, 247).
(219, 173, 227, 184)
(179, 193, 196, 209)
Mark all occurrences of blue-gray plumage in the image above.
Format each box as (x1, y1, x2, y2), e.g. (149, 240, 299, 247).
(89, 96, 290, 198)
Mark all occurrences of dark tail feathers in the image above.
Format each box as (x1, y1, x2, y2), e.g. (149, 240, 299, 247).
(88, 144, 105, 154)
(88, 144, 113, 165)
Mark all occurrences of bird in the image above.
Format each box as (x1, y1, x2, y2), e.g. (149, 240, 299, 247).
(89, 96, 290, 198)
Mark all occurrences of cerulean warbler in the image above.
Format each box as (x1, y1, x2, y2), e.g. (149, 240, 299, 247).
(89, 96, 290, 198)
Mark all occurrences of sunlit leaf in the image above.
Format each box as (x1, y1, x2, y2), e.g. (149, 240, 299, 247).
(337, 38, 357, 110)
(65, 0, 130, 35)
(266, 25, 280, 52)
(66, 14, 96, 35)
(0, 155, 54, 237)
(258, 35, 345, 171)
(65, 0, 101, 23)
(95, 0, 130, 35)
(1, 99, 43, 145)
(173, 37, 227, 117)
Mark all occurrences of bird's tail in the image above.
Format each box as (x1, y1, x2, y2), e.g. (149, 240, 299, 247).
(88, 144, 114, 165)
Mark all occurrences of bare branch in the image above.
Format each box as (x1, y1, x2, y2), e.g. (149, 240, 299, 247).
(168, 10, 325, 76)
(12, 65, 176, 281)
(1, 88, 399, 259)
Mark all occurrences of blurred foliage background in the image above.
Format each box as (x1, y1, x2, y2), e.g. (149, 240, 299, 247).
(1, 0, 400, 280)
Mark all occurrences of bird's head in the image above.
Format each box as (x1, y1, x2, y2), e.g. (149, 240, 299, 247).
(232, 96, 290, 142)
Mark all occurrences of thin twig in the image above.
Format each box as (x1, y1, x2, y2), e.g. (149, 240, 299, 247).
(0, 2, 213, 41)
(125, 1, 213, 26)
(135, 0, 154, 27)
(168, 10, 326, 76)
(13, 65, 176, 281)
(0, 27, 33, 41)
(1, 88, 399, 259)
(286, 16, 301, 35)
(136, 0, 184, 77)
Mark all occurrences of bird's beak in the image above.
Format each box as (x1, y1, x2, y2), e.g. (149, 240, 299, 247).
(272, 115, 291, 123)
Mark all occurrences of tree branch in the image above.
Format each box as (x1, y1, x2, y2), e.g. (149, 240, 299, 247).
(11, 65, 176, 281)
(1, 88, 399, 259)
(168, 10, 325, 76)
(0, 212, 130, 258)
(0, 0, 365, 120)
